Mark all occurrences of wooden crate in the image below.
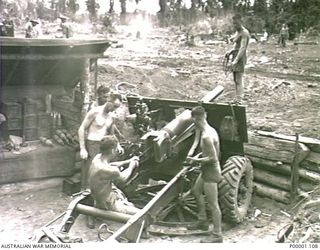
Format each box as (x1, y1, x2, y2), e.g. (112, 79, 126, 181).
(0, 144, 76, 184)
(38, 127, 50, 138)
(23, 128, 38, 141)
(2, 102, 22, 118)
(38, 113, 51, 128)
(8, 118, 22, 130)
(22, 100, 38, 115)
(8, 129, 22, 137)
(23, 114, 38, 129)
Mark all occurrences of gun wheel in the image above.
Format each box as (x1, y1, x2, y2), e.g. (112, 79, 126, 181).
(155, 189, 198, 224)
(218, 156, 253, 224)
(128, 175, 198, 225)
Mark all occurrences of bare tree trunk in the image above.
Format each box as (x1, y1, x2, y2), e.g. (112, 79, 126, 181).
(109, 0, 114, 13)
(58, 0, 66, 14)
(191, 0, 197, 10)
(159, 0, 167, 13)
(190, 0, 198, 22)
(50, 0, 58, 20)
(206, 0, 218, 16)
(177, 0, 182, 9)
(120, 0, 126, 24)
(158, 0, 167, 27)
(120, 0, 126, 14)
(176, 0, 183, 26)
(81, 59, 98, 120)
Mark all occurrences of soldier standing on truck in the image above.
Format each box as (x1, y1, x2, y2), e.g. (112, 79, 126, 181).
(225, 14, 250, 102)
(186, 106, 223, 243)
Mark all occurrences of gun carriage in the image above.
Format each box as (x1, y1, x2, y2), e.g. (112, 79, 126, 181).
(32, 85, 253, 243)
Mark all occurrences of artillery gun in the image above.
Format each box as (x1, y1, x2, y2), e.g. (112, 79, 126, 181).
(32, 85, 253, 243)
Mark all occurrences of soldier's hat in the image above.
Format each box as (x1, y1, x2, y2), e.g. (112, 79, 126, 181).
(30, 19, 39, 24)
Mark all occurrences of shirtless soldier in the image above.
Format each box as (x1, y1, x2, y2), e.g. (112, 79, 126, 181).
(226, 14, 250, 101)
(88, 135, 140, 214)
(78, 101, 123, 191)
(186, 106, 223, 243)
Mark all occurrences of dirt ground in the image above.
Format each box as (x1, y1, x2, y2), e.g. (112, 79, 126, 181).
(100, 27, 320, 137)
(1, 26, 319, 243)
(0, 178, 290, 243)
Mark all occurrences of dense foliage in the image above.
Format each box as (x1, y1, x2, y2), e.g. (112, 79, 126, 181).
(0, 0, 319, 37)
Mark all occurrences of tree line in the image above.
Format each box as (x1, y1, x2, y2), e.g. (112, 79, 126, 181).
(1, 0, 319, 37)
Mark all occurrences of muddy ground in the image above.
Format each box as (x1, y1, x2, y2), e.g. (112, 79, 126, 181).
(1, 26, 319, 243)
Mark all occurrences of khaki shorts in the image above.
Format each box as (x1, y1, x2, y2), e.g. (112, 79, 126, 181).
(201, 163, 222, 183)
(105, 186, 140, 215)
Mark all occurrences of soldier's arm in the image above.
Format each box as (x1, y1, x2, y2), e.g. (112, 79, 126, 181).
(115, 158, 139, 183)
(78, 109, 96, 150)
(230, 31, 239, 44)
(110, 156, 139, 168)
(194, 136, 219, 164)
(108, 122, 124, 154)
(187, 129, 200, 157)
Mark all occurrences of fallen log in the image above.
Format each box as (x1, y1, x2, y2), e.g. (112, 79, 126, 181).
(256, 130, 320, 153)
(254, 168, 315, 192)
(254, 168, 290, 191)
(301, 152, 320, 173)
(254, 182, 290, 204)
(247, 156, 320, 183)
(244, 135, 310, 164)
(248, 133, 300, 153)
(244, 144, 295, 164)
(294, 41, 318, 45)
(304, 199, 320, 209)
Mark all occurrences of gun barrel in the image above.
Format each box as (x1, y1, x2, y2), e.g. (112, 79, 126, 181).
(161, 85, 224, 139)
(201, 85, 224, 102)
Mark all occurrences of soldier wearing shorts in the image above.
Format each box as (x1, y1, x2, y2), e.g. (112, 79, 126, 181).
(88, 136, 140, 214)
(186, 106, 223, 243)
(225, 14, 250, 101)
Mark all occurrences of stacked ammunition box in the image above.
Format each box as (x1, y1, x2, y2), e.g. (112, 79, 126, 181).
(38, 113, 51, 138)
(3, 102, 22, 137)
(22, 99, 38, 141)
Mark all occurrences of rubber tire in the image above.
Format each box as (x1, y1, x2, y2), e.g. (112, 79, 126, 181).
(218, 156, 253, 224)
